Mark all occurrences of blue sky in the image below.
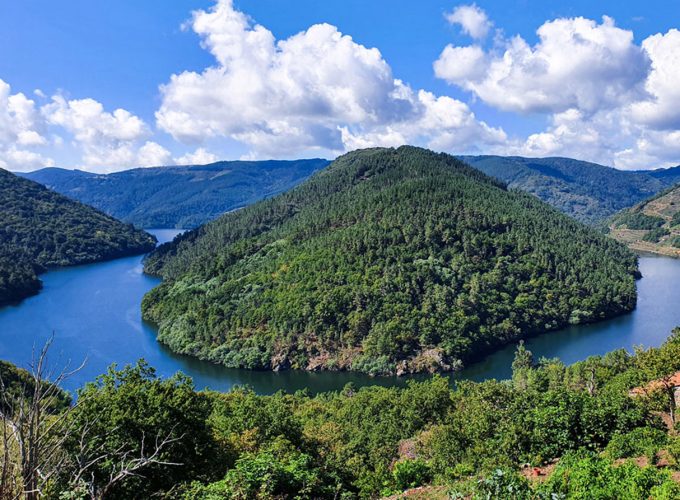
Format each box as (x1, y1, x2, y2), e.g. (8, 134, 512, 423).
(1, 0, 679, 171)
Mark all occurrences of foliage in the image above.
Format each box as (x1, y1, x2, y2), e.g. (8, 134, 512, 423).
(462, 468, 533, 500)
(391, 458, 432, 491)
(537, 451, 680, 499)
(54, 362, 218, 499)
(22, 159, 329, 229)
(609, 184, 680, 254)
(614, 212, 665, 230)
(604, 427, 667, 463)
(0, 168, 156, 305)
(0, 360, 70, 415)
(7, 330, 680, 498)
(642, 227, 670, 242)
(142, 147, 639, 375)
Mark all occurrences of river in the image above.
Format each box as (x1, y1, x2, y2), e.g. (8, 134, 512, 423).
(1, 229, 679, 394)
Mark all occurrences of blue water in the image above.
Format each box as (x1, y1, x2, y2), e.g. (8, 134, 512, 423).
(1, 230, 679, 395)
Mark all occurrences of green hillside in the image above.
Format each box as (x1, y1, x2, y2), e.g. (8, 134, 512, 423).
(0, 168, 156, 305)
(609, 184, 680, 257)
(142, 146, 638, 375)
(21, 159, 329, 228)
(461, 155, 680, 224)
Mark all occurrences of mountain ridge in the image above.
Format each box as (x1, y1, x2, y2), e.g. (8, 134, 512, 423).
(20, 159, 330, 229)
(461, 155, 680, 224)
(23, 156, 680, 229)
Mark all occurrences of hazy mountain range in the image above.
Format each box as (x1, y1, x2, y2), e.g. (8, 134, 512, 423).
(21, 156, 680, 229)
(21, 159, 329, 229)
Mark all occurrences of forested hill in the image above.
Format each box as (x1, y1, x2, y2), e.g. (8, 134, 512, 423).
(142, 146, 639, 376)
(460, 155, 680, 225)
(609, 184, 680, 257)
(21, 159, 329, 229)
(0, 168, 156, 305)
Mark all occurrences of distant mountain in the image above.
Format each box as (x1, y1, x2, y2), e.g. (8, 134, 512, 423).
(142, 146, 638, 376)
(460, 156, 680, 225)
(0, 168, 156, 305)
(609, 184, 680, 257)
(21, 159, 330, 229)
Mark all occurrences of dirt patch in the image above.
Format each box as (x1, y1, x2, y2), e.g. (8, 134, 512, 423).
(520, 460, 558, 483)
(381, 486, 450, 500)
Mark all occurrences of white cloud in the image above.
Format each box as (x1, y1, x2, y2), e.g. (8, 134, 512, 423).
(175, 147, 218, 165)
(445, 4, 492, 40)
(631, 29, 680, 130)
(137, 141, 172, 167)
(0, 146, 54, 172)
(41, 95, 157, 171)
(156, 0, 505, 158)
(433, 13, 680, 169)
(0, 79, 53, 171)
(433, 45, 488, 83)
(435, 16, 649, 114)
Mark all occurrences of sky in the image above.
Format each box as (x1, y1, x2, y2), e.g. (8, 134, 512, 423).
(1, 0, 680, 172)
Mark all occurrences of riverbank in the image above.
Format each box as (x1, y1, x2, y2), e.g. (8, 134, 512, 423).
(1, 240, 679, 394)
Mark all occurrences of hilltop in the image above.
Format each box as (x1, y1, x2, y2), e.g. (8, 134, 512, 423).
(609, 184, 680, 257)
(21, 159, 329, 229)
(142, 146, 638, 375)
(0, 168, 156, 305)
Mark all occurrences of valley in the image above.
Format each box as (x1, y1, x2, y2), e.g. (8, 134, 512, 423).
(4, 147, 680, 499)
(0, 168, 156, 305)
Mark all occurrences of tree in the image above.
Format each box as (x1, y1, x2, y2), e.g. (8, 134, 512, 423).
(634, 329, 680, 424)
(57, 361, 219, 499)
(0, 337, 77, 500)
(512, 340, 534, 390)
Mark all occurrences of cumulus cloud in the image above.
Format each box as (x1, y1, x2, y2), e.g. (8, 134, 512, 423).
(0, 79, 53, 171)
(42, 95, 151, 170)
(631, 29, 680, 130)
(137, 141, 173, 167)
(435, 16, 649, 114)
(434, 13, 680, 168)
(156, 0, 505, 158)
(445, 4, 492, 40)
(175, 147, 218, 165)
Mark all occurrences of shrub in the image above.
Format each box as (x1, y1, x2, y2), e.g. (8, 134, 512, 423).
(604, 427, 667, 463)
(392, 458, 432, 491)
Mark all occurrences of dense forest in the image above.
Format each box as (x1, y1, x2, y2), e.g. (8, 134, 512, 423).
(5, 330, 680, 498)
(609, 184, 680, 257)
(22, 159, 329, 228)
(461, 155, 680, 225)
(0, 168, 156, 305)
(142, 146, 639, 375)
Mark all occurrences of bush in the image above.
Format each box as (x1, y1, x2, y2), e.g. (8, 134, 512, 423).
(471, 469, 532, 500)
(538, 450, 676, 499)
(185, 439, 330, 499)
(392, 458, 432, 491)
(604, 427, 667, 463)
(618, 212, 665, 230)
(642, 227, 669, 243)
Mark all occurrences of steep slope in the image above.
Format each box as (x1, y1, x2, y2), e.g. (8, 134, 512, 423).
(0, 168, 156, 305)
(609, 184, 680, 257)
(21, 159, 329, 228)
(142, 146, 638, 375)
(460, 155, 680, 224)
